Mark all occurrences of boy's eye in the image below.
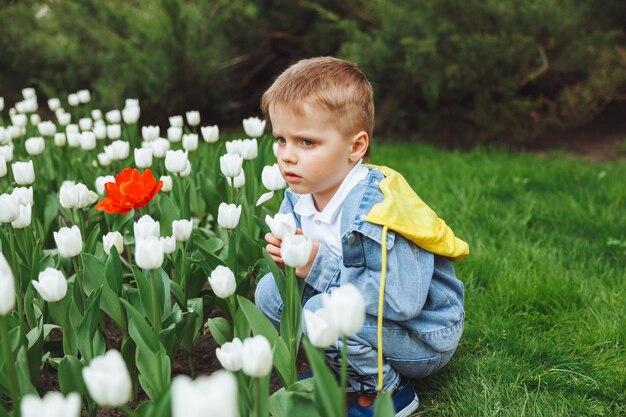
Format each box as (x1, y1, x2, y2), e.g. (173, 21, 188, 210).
(301, 139, 314, 146)
(275, 137, 286, 144)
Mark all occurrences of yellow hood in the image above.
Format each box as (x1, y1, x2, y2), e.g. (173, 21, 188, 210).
(365, 165, 469, 262)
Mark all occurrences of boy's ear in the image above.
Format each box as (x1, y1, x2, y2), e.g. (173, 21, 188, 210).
(349, 131, 369, 162)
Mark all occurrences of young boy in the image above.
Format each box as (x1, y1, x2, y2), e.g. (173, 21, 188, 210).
(255, 56, 469, 416)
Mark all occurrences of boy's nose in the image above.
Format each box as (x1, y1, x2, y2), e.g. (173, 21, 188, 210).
(280, 144, 297, 164)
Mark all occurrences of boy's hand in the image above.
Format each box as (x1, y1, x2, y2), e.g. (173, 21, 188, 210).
(264, 229, 319, 279)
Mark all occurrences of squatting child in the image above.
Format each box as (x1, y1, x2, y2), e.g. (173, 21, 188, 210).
(255, 56, 469, 416)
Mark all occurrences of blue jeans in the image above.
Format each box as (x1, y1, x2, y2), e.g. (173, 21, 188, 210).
(255, 273, 461, 394)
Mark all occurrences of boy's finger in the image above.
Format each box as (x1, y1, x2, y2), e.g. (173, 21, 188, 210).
(265, 233, 282, 247)
(296, 229, 303, 235)
(271, 255, 284, 265)
(265, 244, 281, 257)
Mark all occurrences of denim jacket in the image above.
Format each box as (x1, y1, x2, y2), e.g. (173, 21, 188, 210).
(279, 166, 465, 353)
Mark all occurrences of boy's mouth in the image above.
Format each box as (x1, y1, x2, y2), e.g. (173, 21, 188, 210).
(284, 171, 302, 182)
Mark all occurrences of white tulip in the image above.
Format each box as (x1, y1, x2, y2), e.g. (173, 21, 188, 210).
(262, 164, 286, 191)
(219, 153, 243, 178)
(125, 98, 139, 108)
(186, 110, 200, 127)
(25, 137, 45, 156)
(47, 98, 61, 111)
(0, 194, 20, 223)
(241, 335, 273, 378)
(0, 128, 9, 145)
(12, 187, 33, 205)
(159, 175, 172, 192)
(135, 236, 164, 270)
(105, 110, 121, 124)
(134, 215, 160, 239)
(151, 138, 170, 158)
(0, 253, 16, 315)
(240, 138, 258, 160)
(142, 125, 160, 142)
(66, 124, 79, 135)
(172, 219, 193, 242)
(54, 132, 67, 147)
(208, 265, 236, 299)
(201, 125, 219, 143)
(67, 133, 81, 148)
(82, 350, 132, 407)
(322, 284, 366, 336)
(179, 160, 192, 177)
(77, 89, 91, 104)
(54, 225, 83, 258)
(97, 152, 112, 167)
(217, 203, 242, 230)
(57, 111, 71, 126)
(79, 117, 93, 131)
(182, 133, 198, 151)
(12, 160, 35, 185)
(225, 139, 243, 156)
(215, 337, 243, 372)
(11, 203, 32, 229)
(89, 109, 102, 120)
(0, 156, 5, 178)
(165, 149, 188, 174)
(104, 140, 129, 160)
(103, 231, 124, 255)
(0, 145, 13, 162)
(21, 391, 81, 417)
(79, 131, 96, 150)
(67, 93, 79, 107)
(95, 175, 115, 195)
(227, 170, 245, 189)
(11, 113, 27, 128)
(32, 267, 67, 302)
(93, 123, 107, 140)
(122, 106, 140, 124)
(167, 126, 182, 142)
(59, 182, 97, 209)
(281, 234, 312, 268)
(161, 236, 176, 255)
(304, 308, 340, 348)
(30, 114, 41, 126)
(107, 124, 121, 140)
(134, 148, 153, 168)
(171, 371, 238, 417)
(242, 116, 266, 138)
(22, 88, 36, 100)
(265, 213, 297, 240)
(169, 115, 183, 128)
(38, 121, 56, 137)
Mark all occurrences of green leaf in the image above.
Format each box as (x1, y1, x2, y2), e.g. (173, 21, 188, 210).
(303, 339, 343, 417)
(82, 254, 127, 333)
(269, 379, 320, 417)
(237, 296, 278, 341)
(205, 317, 233, 346)
(262, 250, 286, 301)
(373, 391, 396, 417)
(58, 355, 86, 396)
(77, 287, 103, 361)
(83, 223, 101, 255)
(133, 266, 157, 330)
(104, 245, 124, 296)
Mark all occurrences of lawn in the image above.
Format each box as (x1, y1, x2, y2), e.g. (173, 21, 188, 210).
(372, 144, 626, 416)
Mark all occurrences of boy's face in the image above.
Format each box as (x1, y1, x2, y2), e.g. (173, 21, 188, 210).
(270, 101, 363, 211)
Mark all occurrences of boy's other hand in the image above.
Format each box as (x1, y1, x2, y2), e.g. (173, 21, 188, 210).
(264, 229, 319, 278)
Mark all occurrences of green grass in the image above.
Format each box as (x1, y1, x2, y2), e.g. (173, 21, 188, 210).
(373, 144, 626, 416)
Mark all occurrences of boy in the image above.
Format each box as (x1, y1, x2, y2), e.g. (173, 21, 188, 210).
(255, 57, 469, 416)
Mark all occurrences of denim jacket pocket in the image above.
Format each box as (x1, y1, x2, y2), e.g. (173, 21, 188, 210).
(415, 317, 464, 353)
(342, 231, 366, 267)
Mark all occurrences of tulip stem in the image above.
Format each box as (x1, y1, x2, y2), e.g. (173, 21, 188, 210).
(254, 377, 262, 417)
(150, 269, 162, 336)
(8, 227, 26, 332)
(341, 335, 348, 415)
(235, 372, 254, 411)
(119, 405, 134, 417)
(0, 314, 21, 417)
(285, 266, 299, 384)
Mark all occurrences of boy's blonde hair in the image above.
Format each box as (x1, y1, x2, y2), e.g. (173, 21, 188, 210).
(261, 56, 374, 157)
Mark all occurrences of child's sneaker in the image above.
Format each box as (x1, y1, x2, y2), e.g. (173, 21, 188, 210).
(347, 379, 419, 417)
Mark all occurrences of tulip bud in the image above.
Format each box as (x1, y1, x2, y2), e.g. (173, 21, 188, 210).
(54, 132, 67, 147)
(185, 111, 200, 127)
(122, 106, 140, 124)
(54, 225, 83, 258)
(95, 176, 115, 195)
(242, 116, 266, 138)
(25, 137, 45, 156)
(12, 160, 35, 185)
(171, 371, 238, 417)
(0, 194, 20, 223)
(240, 138, 258, 160)
(161, 236, 176, 255)
(30, 114, 41, 126)
(225, 139, 243, 156)
(105, 110, 121, 124)
(241, 335, 273, 378)
(82, 350, 132, 407)
(21, 391, 81, 417)
(0, 253, 15, 315)
(151, 138, 170, 158)
(201, 125, 219, 143)
(67, 133, 81, 148)
(217, 203, 241, 230)
(125, 98, 139, 108)
(262, 164, 286, 191)
(38, 121, 56, 137)
(135, 236, 164, 270)
(47, 98, 61, 111)
(182, 133, 198, 151)
(215, 337, 243, 371)
(227, 170, 245, 189)
(304, 308, 339, 348)
(91, 109, 103, 120)
(32, 267, 67, 302)
(77, 89, 91, 104)
(103, 231, 124, 255)
(165, 149, 189, 174)
(59, 182, 97, 209)
(12, 186, 33, 205)
(67, 94, 79, 107)
(22, 88, 36, 100)
(219, 153, 243, 178)
(179, 160, 192, 177)
(97, 152, 112, 167)
(172, 219, 193, 242)
(134, 148, 153, 168)
(107, 124, 121, 140)
(281, 234, 312, 268)
(265, 213, 297, 240)
(93, 123, 107, 140)
(167, 126, 182, 142)
(11, 203, 32, 229)
(104, 140, 129, 160)
(0, 145, 13, 163)
(159, 175, 172, 192)
(208, 265, 236, 299)
(11, 113, 27, 128)
(322, 284, 366, 336)
(66, 124, 79, 135)
(134, 215, 160, 239)
(169, 115, 183, 128)
(57, 111, 71, 126)
(79, 131, 96, 150)
(79, 117, 93, 132)
(0, 156, 5, 178)
(141, 125, 160, 142)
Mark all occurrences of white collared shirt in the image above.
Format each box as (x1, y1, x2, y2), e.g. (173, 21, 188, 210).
(294, 161, 369, 256)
